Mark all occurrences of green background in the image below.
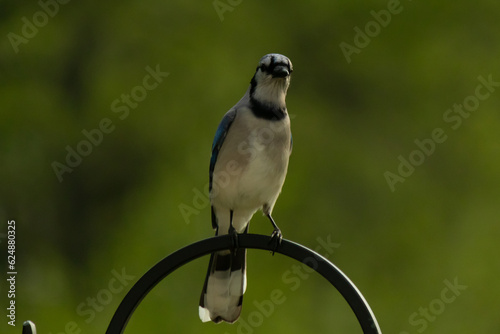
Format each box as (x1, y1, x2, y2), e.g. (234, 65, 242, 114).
(1, 0, 499, 333)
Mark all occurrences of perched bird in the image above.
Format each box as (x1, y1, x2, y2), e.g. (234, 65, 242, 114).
(199, 54, 293, 324)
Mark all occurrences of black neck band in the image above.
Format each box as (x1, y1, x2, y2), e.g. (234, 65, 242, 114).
(250, 97, 286, 121)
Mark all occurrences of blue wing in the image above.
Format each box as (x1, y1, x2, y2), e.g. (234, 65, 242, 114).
(209, 109, 237, 193)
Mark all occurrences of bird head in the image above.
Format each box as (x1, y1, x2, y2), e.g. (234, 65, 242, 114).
(250, 54, 293, 108)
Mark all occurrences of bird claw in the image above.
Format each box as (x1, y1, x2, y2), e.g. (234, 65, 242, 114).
(269, 228, 282, 255)
(228, 225, 239, 253)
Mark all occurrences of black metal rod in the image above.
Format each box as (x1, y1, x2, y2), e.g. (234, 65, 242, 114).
(105, 233, 382, 334)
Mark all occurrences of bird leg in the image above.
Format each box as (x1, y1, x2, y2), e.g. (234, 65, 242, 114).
(266, 213, 282, 255)
(228, 209, 239, 253)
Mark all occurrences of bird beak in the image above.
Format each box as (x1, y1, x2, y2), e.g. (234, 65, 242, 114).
(272, 65, 290, 78)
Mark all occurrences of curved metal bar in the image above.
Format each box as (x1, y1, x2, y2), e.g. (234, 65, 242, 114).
(105, 234, 381, 334)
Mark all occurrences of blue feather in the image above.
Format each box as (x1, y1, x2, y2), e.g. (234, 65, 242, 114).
(209, 110, 236, 192)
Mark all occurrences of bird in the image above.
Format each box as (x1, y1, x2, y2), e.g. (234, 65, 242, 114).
(199, 53, 293, 324)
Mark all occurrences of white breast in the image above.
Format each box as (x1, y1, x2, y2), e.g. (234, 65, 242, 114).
(211, 109, 291, 215)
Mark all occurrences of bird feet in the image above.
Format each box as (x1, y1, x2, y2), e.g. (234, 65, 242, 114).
(228, 224, 239, 253)
(266, 213, 283, 255)
(269, 227, 283, 255)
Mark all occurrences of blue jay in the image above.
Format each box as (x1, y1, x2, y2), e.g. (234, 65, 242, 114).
(199, 54, 293, 323)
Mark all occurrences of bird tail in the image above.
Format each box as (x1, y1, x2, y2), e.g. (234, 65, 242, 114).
(199, 246, 247, 323)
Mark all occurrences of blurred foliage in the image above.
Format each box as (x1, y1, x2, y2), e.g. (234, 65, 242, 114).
(1, 0, 500, 333)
